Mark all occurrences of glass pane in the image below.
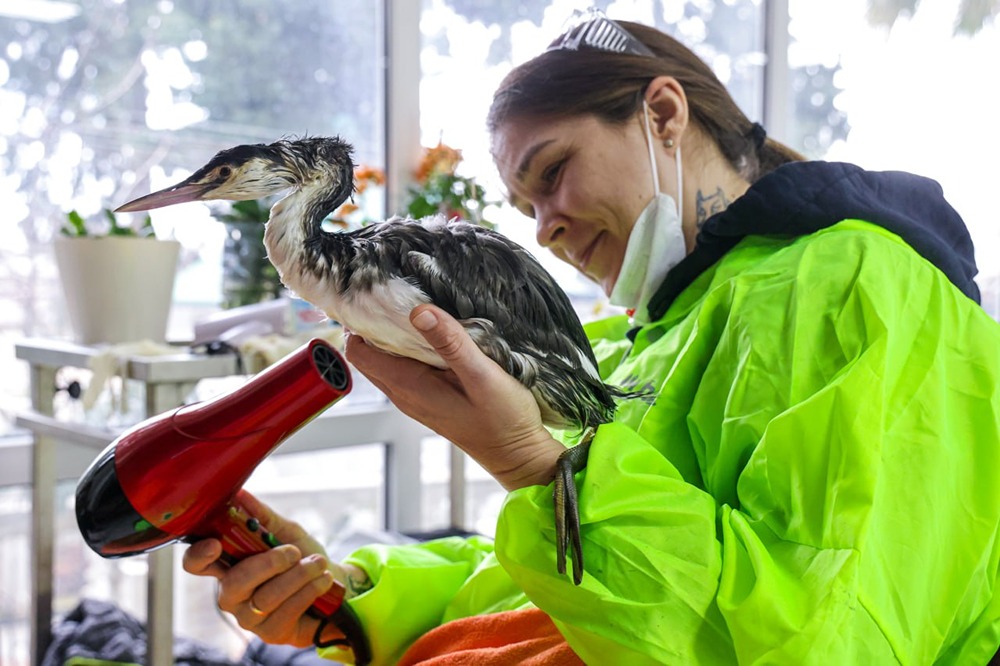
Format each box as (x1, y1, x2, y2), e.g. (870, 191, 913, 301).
(0, 0, 383, 431)
(0, 2, 386, 660)
(418, 0, 765, 316)
(419, 435, 504, 537)
(787, 0, 1000, 317)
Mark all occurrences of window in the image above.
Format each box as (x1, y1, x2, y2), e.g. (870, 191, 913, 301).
(0, 2, 384, 662)
(418, 0, 767, 307)
(0, 0, 384, 431)
(786, 0, 1000, 317)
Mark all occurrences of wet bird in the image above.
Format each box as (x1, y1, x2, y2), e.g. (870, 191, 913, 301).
(117, 135, 645, 584)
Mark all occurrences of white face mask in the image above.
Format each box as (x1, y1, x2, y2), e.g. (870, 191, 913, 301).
(608, 100, 686, 324)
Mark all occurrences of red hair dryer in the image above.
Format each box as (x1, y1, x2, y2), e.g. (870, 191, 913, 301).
(75, 338, 370, 663)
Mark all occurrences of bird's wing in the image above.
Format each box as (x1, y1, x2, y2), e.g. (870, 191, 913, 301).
(348, 217, 620, 429)
(394, 220, 594, 360)
(384, 220, 611, 424)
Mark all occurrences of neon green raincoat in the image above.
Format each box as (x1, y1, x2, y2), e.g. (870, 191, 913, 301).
(323, 164, 1000, 665)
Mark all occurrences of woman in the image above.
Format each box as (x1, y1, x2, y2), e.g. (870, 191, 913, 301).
(184, 11, 1000, 664)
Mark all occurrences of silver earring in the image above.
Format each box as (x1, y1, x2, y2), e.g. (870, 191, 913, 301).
(664, 138, 674, 148)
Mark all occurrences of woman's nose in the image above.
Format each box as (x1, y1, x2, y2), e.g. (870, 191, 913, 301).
(535, 205, 567, 249)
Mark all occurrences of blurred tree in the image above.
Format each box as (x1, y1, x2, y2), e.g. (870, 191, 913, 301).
(789, 62, 849, 159)
(427, 0, 846, 158)
(866, 0, 998, 35)
(0, 0, 381, 338)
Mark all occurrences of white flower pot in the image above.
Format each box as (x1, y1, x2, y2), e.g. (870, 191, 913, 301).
(54, 236, 181, 345)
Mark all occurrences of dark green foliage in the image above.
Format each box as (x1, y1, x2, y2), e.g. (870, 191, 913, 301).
(406, 173, 497, 230)
(213, 199, 284, 309)
(62, 211, 90, 237)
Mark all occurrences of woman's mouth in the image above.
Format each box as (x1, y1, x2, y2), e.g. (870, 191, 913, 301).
(576, 231, 604, 275)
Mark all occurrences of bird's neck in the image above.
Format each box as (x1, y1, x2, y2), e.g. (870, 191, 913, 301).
(263, 179, 349, 281)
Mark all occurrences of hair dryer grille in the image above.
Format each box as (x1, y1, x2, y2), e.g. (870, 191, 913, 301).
(314, 343, 349, 391)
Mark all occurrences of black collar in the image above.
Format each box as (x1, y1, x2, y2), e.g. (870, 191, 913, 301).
(642, 161, 979, 323)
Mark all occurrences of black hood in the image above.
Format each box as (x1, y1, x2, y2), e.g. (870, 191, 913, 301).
(647, 161, 980, 321)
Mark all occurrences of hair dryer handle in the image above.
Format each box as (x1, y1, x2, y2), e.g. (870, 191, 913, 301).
(212, 490, 371, 664)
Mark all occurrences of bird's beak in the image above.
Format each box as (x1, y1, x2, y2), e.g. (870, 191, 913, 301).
(115, 180, 216, 213)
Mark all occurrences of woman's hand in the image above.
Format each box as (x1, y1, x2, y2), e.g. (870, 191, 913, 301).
(346, 304, 566, 491)
(181, 491, 370, 648)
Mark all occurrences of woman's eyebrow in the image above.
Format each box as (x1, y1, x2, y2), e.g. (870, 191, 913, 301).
(516, 139, 556, 181)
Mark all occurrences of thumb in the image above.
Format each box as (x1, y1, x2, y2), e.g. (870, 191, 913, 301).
(410, 304, 477, 369)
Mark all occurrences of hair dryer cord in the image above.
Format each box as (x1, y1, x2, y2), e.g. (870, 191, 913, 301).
(313, 602, 371, 665)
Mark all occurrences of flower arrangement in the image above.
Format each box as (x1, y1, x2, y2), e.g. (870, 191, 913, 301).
(406, 141, 496, 229)
(327, 141, 495, 230)
(326, 165, 386, 229)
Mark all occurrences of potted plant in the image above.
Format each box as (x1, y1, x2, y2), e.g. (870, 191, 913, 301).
(54, 208, 181, 345)
(328, 142, 497, 230)
(212, 198, 285, 309)
(403, 141, 496, 229)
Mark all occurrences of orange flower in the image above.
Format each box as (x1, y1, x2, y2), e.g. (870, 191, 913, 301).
(355, 164, 386, 185)
(415, 142, 462, 183)
(334, 202, 359, 218)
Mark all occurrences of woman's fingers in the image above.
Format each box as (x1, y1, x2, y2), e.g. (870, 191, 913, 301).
(182, 538, 226, 579)
(409, 305, 492, 382)
(213, 545, 299, 609)
(346, 304, 563, 490)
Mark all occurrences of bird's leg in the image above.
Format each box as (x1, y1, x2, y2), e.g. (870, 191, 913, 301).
(554, 427, 595, 586)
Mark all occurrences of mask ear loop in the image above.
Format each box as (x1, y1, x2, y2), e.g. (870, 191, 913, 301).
(675, 145, 684, 224)
(641, 100, 683, 218)
(641, 100, 660, 196)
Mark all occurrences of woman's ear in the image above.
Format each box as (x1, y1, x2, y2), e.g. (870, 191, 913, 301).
(644, 76, 688, 144)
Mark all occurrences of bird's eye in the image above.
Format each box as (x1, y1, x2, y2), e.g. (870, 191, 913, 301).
(217, 166, 233, 179)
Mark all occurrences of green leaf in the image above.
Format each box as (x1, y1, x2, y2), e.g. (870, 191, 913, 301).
(106, 207, 145, 236)
(63, 210, 89, 236)
(215, 198, 272, 224)
(406, 194, 438, 219)
(137, 215, 156, 237)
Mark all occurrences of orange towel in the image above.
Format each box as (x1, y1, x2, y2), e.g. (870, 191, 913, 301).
(398, 607, 585, 665)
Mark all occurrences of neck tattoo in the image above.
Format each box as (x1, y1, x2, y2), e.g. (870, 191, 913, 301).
(695, 186, 731, 228)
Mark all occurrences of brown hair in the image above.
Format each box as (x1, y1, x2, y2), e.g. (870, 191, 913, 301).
(487, 21, 804, 182)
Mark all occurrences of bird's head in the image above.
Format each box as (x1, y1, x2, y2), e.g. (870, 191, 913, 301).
(116, 137, 356, 215)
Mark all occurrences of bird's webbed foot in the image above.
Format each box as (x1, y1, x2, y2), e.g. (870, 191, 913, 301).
(554, 427, 594, 586)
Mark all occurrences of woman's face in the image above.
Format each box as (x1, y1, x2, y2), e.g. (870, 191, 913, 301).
(492, 113, 657, 296)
